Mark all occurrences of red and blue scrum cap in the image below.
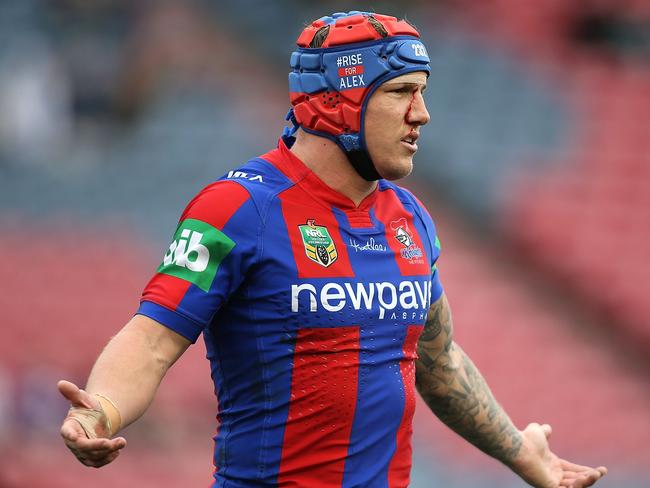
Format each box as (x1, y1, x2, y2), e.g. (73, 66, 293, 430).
(285, 11, 430, 180)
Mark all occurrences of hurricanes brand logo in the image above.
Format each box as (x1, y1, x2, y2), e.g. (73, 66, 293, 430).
(390, 218, 424, 262)
(291, 279, 432, 320)
(299, 219, 338, 267)
(157, 219, 234, 292)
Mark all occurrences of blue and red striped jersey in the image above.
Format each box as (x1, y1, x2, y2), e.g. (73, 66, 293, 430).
(138, 137, 443, 488)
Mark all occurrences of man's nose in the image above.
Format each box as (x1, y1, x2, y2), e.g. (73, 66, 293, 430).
(406, 91, 430, 126)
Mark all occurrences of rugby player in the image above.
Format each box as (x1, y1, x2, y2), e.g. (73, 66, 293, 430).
(59, 11, 607, 488)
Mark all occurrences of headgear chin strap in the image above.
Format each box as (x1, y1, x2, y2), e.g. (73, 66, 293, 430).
(284, 11, 431, 181)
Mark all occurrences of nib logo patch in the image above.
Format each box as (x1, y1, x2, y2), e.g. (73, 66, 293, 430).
(157, 219, 234, 292)
(164, 229, 210, 272)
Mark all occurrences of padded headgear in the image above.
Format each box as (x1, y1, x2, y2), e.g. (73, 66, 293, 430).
(285, 11, 430, 181)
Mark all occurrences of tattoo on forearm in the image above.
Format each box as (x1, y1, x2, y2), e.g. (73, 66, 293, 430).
(418, 296, 445, 342)
(416, 295, 522, 465)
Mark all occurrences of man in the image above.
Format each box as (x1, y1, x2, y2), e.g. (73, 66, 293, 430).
(59, 11, 607, 488)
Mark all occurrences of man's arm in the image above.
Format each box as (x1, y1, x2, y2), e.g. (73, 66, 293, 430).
(415, 293, 607, 488)
(58, 313, 191, 467)
(415, 293, 522, 462)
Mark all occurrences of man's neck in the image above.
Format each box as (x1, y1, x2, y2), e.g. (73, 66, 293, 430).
(289, 130, 377, 207)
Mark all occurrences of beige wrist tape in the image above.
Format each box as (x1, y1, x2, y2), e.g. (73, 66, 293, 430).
(93, 393, 122, 434)
(67, 405, 111, 439)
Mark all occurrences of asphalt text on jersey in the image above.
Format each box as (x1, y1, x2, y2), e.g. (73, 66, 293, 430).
(291, 279, 432, 320)
(298, 219, 338, 267)
(157, 218, 235, 292)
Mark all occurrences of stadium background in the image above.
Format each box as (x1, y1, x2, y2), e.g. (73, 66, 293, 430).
(0, 0, 648, 486)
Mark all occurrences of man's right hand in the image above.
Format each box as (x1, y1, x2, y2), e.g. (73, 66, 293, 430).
(58, 380, 127, 468)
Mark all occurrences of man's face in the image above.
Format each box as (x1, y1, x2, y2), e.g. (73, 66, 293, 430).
(363, 72, 430, 180)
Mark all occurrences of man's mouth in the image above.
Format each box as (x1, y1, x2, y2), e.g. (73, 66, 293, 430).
(401, 132, 419, 151)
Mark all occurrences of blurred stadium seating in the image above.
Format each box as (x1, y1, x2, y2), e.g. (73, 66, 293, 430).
(0, 1, 648, 487)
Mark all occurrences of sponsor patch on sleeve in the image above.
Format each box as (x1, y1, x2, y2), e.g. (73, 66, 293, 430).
(157, 219, 235, 292)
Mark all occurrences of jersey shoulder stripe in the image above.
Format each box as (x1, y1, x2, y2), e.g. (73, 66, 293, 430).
(139, 179, 260, 342)
(377, 180, 443, 300)
(377, 180, 438, 250)
(377, 180, 421, 209)
(218, 155, 297, 222)
(180, 180, 253, 229)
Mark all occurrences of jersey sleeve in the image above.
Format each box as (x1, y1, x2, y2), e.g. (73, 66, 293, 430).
(429, 233, 443, 303)
(136, 180, 260, 343)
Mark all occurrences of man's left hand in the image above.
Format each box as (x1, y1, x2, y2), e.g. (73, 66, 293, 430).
(511, 423, 607, 488)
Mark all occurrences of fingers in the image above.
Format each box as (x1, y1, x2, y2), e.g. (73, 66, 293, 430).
(72, 445, 123, 468)
(560, 469, 606, 487)
(57, 380, 96, 409)
(558, 460, 607, 487)
(59, 379, 123, 468)
(61, 417, 127, 450)
(523, 422, 552, 438)
(61, 429, 127, 468)
(67, 435, 127, 452)
(60, 411, 127, 468)
(559, 458, 608, 474)
(79, 450, 121, 468)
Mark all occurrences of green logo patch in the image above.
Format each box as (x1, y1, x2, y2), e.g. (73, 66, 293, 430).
(298, 219, 337, 267)
(157, 219, 235, 292)
(432, 236, 441, 273)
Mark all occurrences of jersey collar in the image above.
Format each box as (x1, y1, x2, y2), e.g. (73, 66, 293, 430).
(265, 137, 379, 213)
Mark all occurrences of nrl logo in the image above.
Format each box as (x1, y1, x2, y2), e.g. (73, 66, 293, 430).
(390, 218, 424, 261)
(298, 219, 338, 267)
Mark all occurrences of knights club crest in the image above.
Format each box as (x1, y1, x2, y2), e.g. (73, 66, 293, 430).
(390, 218, 413, 248)
(298, 219, 338, 267)
(390, 218, 424, 262)
(390, 218, 414, 247)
